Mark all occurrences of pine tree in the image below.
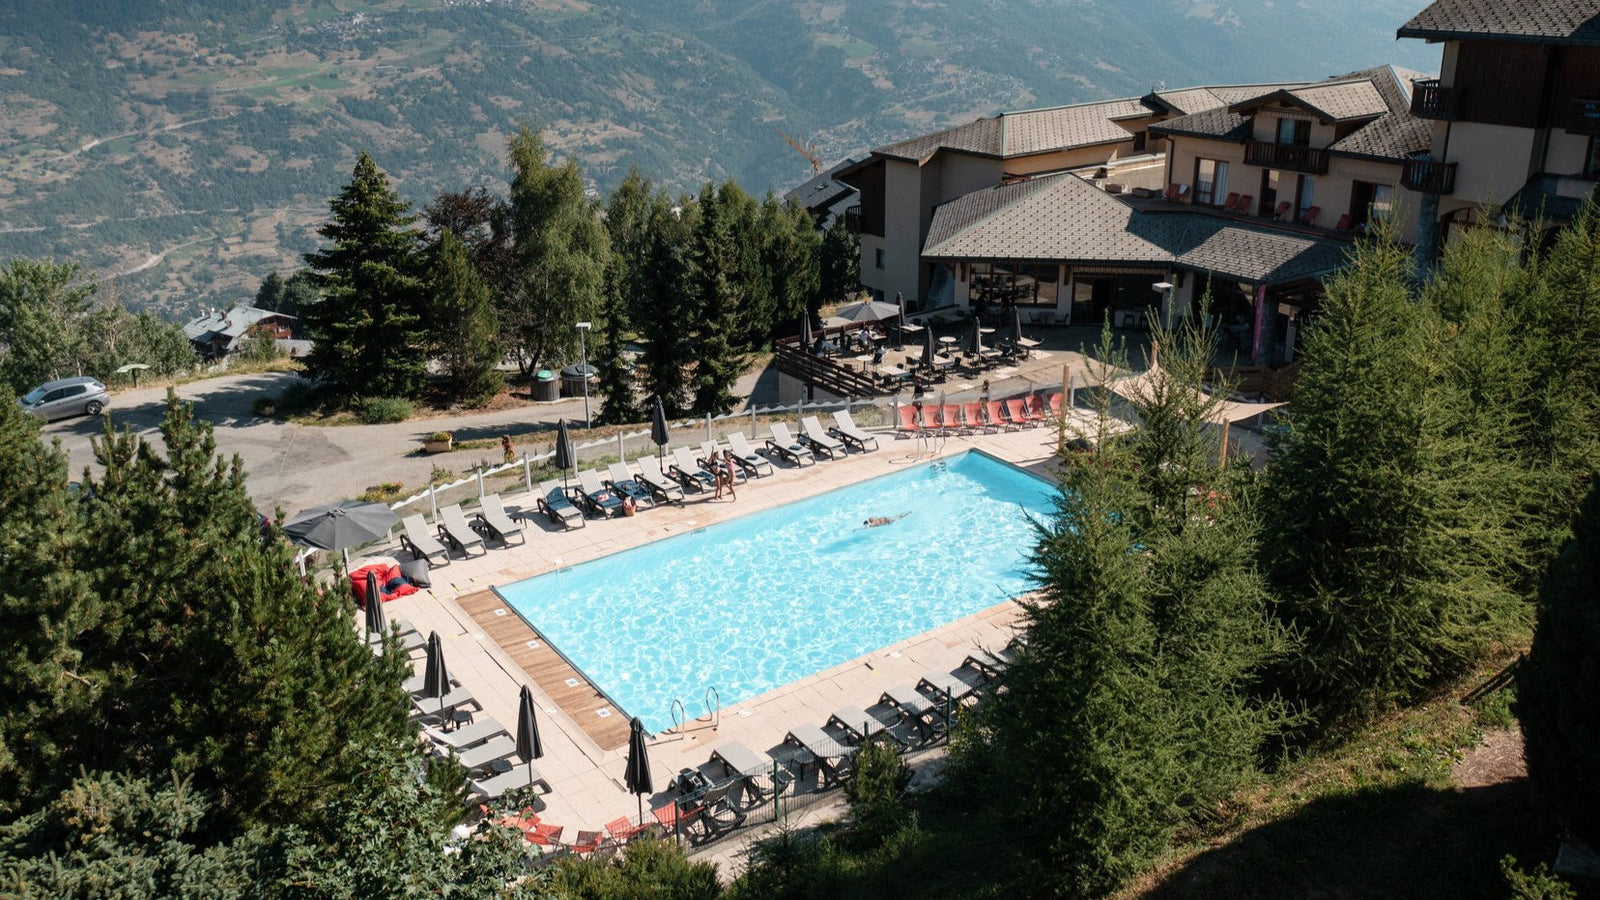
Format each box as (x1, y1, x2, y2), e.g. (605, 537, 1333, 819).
(758, 195, 821, 344)
(1517, 479, 1600, 845)
(428, 230, 503, 406)
(638, 193, 697, 416)
(687, 183, 749, 416)
(594, 266, 641, 426)
(301, 152, 428, 399)
(818, 215, 860, 307)
(0, 258, 96, 393)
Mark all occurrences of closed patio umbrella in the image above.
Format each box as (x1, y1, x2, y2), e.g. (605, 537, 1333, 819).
(1010, 306, 1025, 347)
(895, 292, 908, 349)
(422, 631, 450, 719)
(800, 312, 813, 352)
(650, 397, 670, 458)
(967, 316, 983, 355)
(623, 716, 653, 823)
(363, 568, 386, 638)
(921, 324, 936, 369)
(285, 500, 399, 571)
(516, 685, 544, 787)
(554, 419, 575, 488)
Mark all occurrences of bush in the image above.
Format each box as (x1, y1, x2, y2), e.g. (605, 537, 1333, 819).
(358, 482, 405, 503)
(251, 396, 277, 417)
(428, 431, 453, 442)
(275, 378, 322, 413)
(1501, 856, 1576, 900)
(843, 735, 910, 846)
(355, 396, 413, 424)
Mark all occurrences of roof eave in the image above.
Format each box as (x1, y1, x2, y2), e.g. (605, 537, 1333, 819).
(1396, 26, 1600, 47)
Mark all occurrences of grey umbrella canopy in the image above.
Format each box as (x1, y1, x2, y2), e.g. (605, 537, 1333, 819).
(623, 716, 653, 822)
(285, 500, 400, 571)
(363, 568, 387, 639)
(554, 419, 575, 487)
(422, 631, 450, 718)
(834, 299, 899, 324)
(516, 685, 544, 785)
(649, 397, 670, 458)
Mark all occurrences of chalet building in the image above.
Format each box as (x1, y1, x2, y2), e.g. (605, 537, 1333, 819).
(1397, 0, 1600, 256)
(183, 304, 296, 359)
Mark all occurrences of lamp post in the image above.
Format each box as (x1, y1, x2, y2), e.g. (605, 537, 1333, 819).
(1152, 281, 1175, 330)
(575, 321, 592, 429)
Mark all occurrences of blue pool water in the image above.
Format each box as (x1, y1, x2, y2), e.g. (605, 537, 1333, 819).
(496, 450, 1056, 733)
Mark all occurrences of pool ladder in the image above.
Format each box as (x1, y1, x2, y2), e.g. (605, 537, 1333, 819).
(666, 686, 722, 733)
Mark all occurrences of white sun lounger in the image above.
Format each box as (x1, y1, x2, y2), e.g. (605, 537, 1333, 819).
(422, 717, 510, 751)
(437, 504, 486, 557)
(830, 410, 880, 452)
(634, 456, 686, 503)
(473, 494, 525, 545)
(452, 735, 518, 774)
(765, 423, 815, 467)
(470, 764, 551, 800)
(799, 416, 848, 459)
(725, 432, 774, 477)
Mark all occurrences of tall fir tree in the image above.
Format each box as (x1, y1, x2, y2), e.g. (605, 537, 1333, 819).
(638, 193, 698, 416)
(0, 259, 96, 393)
(301, 152, 428, 399)
(594, 265, 641, 426)
(757, 195, 821, 344)
(427, 230, 503, 406)
(504, 126, 609, 375)
(1517, 479, 1600, 845)
(687, 183, 749, 416)
(817, 214, 860, 309)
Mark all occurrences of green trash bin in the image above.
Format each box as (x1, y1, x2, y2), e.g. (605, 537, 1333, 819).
(533, 369, 559, 402)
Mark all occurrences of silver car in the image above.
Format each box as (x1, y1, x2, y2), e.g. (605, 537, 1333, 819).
(19, 376, 110, 421)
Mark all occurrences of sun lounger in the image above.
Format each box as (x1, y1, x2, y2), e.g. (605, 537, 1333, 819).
(784, 722, 856, 787)
(452, 735, 518, 774)
(423, 717, 510, 750)
(765, 424, 815, 467)
(399, 514, 450, 565)
(880, 683, 946, 740)
(535, 480, 586, 529)
(437, 504, 487, 557)
(473, 494, 526, 546)
(699, 441, 746, 483)
(920, 404, 946, 435)
(799, 416, 848, 459)
(984, 400, 1015, 431)
(917, 668, 980, 706)
(826, 705, 908, 747)
(403, 670, 461, 695)
(830, 410, 880, 451)
(469, 764, 551, 801)
(963, 644, 1017, 680)
(961, 402, 990, 433)
(1004, 398, 1036, 429)
(605, 462, 655, 507)
(896, 404, 922, 436)
(1024, 394, 1047, 425)
(941, 404, 965, 435)
(525, 821, 564, 846)
(634, 456, 686, 503)
(605, 816, 648, 844)
(669, 446, 717, 492)
(576, 469, 626, 517)
(725, 432, 775, 477)
(710, 741, 785, 801)
(410, 686, 481, 724)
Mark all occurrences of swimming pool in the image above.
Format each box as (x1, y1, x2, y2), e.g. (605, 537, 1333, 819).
(495, 450, 1055, 733)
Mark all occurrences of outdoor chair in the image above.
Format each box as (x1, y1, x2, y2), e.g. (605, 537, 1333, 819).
(1221, 191, 1239, 211)
(917, 668, 981, 707)
(473, 494, 525, 546)
(941, 404, 965, 435)
(400, 514, 451, 565)
(880, 684, 946, 741)
(605, 816, 648, 845)
(710, 741, 786, 803)
(962, 644, 1017, 681)
(422, 717, 510, 751)
(524, 822, 564, 846)
(535, 479, 585, 529)
(576, 469, 626, 517)
(605, 462, 656, 507)
(403, 668, 461, 696)
(634, 456, 687, 503)
(895, 405, 921, 436)
(452, 735, 518, 775)
(799, 416, 848, 459)
(725, 432, 775, 477)
(784, 722, 856, 788)
(437, 504, 486, 557)
(1004, 399, 1036, 429)
(961, 402, 990, 433)
(764, 423, 815, 467)
(983, 400, 1015, 431)
(1298, 204, 1321, 226)
(679, 783, 743, 843)
(826, 704, 909, 748)
(669, 446, 718, 492)
(570, 830, 607, 855)
(698, 440, 746, 483)
(829, 409, 880, 452)
(1025, 394, 1048, 424)
(1274, 200, 1292, 220)
(469, 764, 552, 801)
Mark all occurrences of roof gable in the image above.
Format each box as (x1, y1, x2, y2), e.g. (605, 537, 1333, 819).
(1232, 81, 1389, 123)
(1398, 0, 1600, 46)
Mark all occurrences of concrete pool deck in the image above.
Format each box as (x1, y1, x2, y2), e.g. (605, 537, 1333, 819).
(370, 408, 1084, 853)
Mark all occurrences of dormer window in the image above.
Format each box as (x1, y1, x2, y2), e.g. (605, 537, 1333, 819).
(1277, 117, 1312, 146)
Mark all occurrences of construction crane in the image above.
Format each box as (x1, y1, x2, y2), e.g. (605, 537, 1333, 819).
(776, 128, 823, 175)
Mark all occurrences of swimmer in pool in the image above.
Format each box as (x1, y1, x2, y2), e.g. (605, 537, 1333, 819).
(863, 512, 910, 527)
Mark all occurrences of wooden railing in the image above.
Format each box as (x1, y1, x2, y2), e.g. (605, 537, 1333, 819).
(1402, 159, 1458, 195)
(1243, 140, 1329, 175)
(772, 334, 890, 398)
(1410, 79, 1465, 120)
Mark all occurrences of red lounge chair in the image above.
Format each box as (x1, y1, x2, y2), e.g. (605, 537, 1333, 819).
(1234, 194, 1254, 214)
(962, 402, 989, 433)
(985, 400, 1015, 431)
(941, 404, 964, 434)
(919, 404, 943, 435)
(897, 404, 921, 435)
(1005, 398, 1035, 428)
(571, 830, 606, 854)
(1274, 201, 1292, 220)
(1163, 183, 1190, 202)
(1221, 191, 1239, 210)
(1048, 392, 1063, 420)
(1335, 213, 1354, 232)
(1298, 205, 1321, 226)
(1025, 395, 1048, 424)
(525, 822, 564, 846)
(605, 816, 646, 843)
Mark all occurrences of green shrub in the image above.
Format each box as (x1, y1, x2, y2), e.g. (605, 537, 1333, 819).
(1501, 855, 1576, 900)
(843, 735, 910, 846)
(549, 835, 721, 899)
(358, 482, 405, 503)
(428, 431, 453, 442)
(276, 378, 322, 412)
(355, 396, 413, 424)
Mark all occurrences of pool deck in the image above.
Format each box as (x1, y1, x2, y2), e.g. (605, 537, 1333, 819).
(372, 412, 1082, 854)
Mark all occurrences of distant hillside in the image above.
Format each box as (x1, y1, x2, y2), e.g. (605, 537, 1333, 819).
(0, 0, 1436, 316)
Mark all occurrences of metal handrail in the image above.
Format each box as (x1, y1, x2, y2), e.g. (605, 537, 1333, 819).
(703, 686, 721, 729)
(669, 698, 687, 734)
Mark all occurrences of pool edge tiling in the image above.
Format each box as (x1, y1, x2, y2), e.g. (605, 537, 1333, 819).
(494, 450, 1056, 733)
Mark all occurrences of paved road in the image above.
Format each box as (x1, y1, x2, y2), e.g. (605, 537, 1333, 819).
(42, 365, 783, 516)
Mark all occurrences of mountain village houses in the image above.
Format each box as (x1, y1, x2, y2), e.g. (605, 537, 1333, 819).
(829, 0, 1599, 372)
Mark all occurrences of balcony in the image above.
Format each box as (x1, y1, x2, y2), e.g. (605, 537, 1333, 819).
(1565, 98, 1600, 134)
(1243, 140, 1329, 175)
(1410, 79, 1465, 120)
(844, 205, 862, 235)
(1402, 159, 1458, 195)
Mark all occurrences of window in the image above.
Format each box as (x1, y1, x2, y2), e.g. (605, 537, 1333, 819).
(970, 262, 1058, 308)
(874, 248, 884, 269)
(1276, 117, 1311, 146)
(1296, 175, 1316, 218)
(1132, 130, 1147, 153)
(1195, 158, 1229, 206)
(1587, 137, 1600, 180)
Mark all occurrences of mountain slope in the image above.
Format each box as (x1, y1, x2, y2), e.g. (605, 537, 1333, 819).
(0, 0, 1436, 315)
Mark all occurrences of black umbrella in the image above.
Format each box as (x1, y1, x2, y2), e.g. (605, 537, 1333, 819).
(422, 631, 450, 718)
(363, 568, 387, 639)
(623, 716, 653, 823)
(922, 323, 936, 370)
(285, 500, 400, 570)
(554, 419, 575, 488)
(516, 685, 544, 787)
(895, 292, 908, 349)
(650, 396, 670, 458)
(967, 316, 983, 355)
(800, 312, 813, 352)
(1010, 306, 1025, 347)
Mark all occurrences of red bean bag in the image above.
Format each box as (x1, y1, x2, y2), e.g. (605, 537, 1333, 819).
(350, 563, 418, 608)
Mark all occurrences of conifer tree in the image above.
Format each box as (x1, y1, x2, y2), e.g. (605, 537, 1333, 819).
(687, 183, 749, 416)
(758, 195, 821, 343)
(818, 214, 860, 308)
(1517, 479, 1600, 844)
(428, 230, 503, 405)
(0, 259, 96, 393)
(594, 267, 641, 426)
(301, 152, 428, 399)
(638, 193, 697, 416)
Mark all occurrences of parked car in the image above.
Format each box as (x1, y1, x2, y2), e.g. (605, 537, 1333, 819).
(18, 376, 110, 421)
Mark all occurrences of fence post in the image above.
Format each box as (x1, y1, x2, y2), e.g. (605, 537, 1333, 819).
(705, 413, 712, 443)
(773, 760, 781, 823)
(477, 467, 485, 499)
(618, 430, 625, 462)
(429, 482, 437, 518)
(750, 404, 757, 437)
(522, 453, 532, 494)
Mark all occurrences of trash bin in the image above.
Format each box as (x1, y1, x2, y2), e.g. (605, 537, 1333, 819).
(560, 364, 596, 398)
(533, 369, 559, 402)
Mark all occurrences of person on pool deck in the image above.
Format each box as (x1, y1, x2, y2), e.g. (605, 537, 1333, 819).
(863, 512, 909, 527)
(722, 450, 739, 501)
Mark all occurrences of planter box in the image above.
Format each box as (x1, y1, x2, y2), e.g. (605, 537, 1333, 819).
(423, 439, 453, 454)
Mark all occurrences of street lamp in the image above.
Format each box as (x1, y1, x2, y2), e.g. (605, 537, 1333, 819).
(575, 321, 592, 429)
(1152, 281, 1175, 330)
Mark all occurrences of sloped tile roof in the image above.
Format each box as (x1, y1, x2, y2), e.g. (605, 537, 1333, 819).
(922, 173, 1350, 285)
(875, 117, 1003, 162)
(183, 304, 291, 342)
(1002, 98, 1156, 156)
(1398, 0, 1600, 46)
(1283, 81, 1390, 121)
(1149, 106, 1255, 143)
(1152, 88, 1226, 116)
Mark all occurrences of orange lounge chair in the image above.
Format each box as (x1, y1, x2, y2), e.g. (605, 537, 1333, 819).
(897, 404, 921, 436)
(524, 821, 564, 846)
(1221, 191, 1239, 210)
(941, 404, 964, 435)
(1005, 398, 1035, 428)
(918, 404, 942, 435)
(605, 816, 646, 844)
(1274, 201, 1292, 220)
(571, 829, 606, 854)
(1048, 392, 1064, 420)
(962, 402, 990, 433)
(1025, 394, 1047, 424)
(1298, 205, 1321, 226)
(985, 400, 1015, 431)
(1234, 193, 1254, 214)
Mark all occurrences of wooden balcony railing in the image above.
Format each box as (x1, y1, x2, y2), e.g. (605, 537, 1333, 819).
(844, 205, 862, 234)
(772, 335, 892, 398)
(1243, 140, 1329, 175)
(1402, 159, 1458, 195)
(1410, 79, 1465, 120)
